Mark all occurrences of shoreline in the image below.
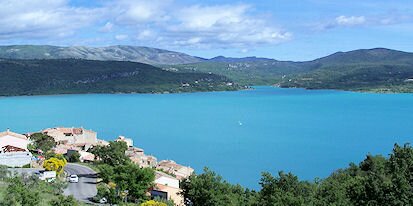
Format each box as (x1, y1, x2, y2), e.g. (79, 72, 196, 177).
(0, 86, 249, 99)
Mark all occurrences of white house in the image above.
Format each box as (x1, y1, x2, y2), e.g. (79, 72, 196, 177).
(0, 129, 32, 167)
(154, 171, 180, 188)
(0, 129, 29, 150)
(151, 171, 184, 206)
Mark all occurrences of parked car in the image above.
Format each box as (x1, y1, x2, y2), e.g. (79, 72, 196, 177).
(99, 198, 107, 204)
(69, 174, 79, 183)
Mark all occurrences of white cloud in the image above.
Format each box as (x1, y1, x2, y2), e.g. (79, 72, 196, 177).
(137, 29, 154, 40)
(164, 4, 291, 48)
(0, 0, 101, 39)
(100, 22, 114, 32)
(335, 16, 366, 26)
(315, 14, 413, 31)
(0, 0, 291, 49)
(111, 0, 172, 24)
(115, 34, 128, 40)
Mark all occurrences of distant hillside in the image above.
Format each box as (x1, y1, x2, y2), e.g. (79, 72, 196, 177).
(163, 59, 313, 85)
(0, 45, 203, 65)
(166, 48, 413, 93)
(279, 48, 413, 92)
(0, 59, 238, 96)
(3, 45, 413, 93)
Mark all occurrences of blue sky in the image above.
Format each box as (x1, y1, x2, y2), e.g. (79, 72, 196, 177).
(0, 0, 412, 60)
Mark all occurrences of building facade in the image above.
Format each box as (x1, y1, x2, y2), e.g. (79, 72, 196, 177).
(42, 127, 97, 145)
(0, 129, 32, 167)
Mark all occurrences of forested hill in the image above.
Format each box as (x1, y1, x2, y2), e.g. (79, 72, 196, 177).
(167, 48, 413, 92)
(0, 59, 238, 96)
(279, 48, 413, 92)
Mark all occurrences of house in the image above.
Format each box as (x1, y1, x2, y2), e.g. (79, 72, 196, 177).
(0, 129, 33, 167)
(151, 171, 184, 206)
(78, 151, 95, 162)
(42, 127, 97, 145)
(157, 160, 194, 180)
(96, 139, 109, 146)
(115, 136, 133, 147)
(126, 147, 157, 168)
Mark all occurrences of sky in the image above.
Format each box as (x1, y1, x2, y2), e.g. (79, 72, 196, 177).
(0, 0, 412, 61)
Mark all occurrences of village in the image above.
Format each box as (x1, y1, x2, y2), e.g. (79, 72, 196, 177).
(0, 127, 194, 205)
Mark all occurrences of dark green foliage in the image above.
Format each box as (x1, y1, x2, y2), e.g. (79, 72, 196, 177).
(0, 176, 40, 206)
(0, 58, 239, 96)
(91, 141, 155, 203)
(49, 195, 79, 206)
(89, 141, 129, 166)
(29, 132, 56, 153)
(97, 163, 155, 203)
(181, 143, 413, 206)
(180, 168, 258, 206)
(0, 165, 8, 180)
(258, 171, 316, 206)
(22, 163, 31, 168)
(67, 151, 81, 163)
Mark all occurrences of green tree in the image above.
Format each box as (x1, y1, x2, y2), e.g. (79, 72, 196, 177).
(180, 168, 257, 206)
(258, 171, 316, 206)
(387, 143, 413, 205)
(49, 195, 79, 206)
(67, 151, 81, 162)
(346, 155, 392, 206)
(29, 133, 56, 153)
(1, 176, 40, 206)
(0, 165, 9, 180)
(90, 141, 129, 166)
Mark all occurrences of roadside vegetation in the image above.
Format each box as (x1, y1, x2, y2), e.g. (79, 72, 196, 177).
(0, 165, 83, 206)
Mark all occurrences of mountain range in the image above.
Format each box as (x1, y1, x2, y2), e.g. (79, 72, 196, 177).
(0, 45, 203, 65)
(1, 45, 413, 93)
(165, 48, 413, 92)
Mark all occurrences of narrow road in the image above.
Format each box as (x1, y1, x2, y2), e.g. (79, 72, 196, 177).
(63, 163, 98, 203)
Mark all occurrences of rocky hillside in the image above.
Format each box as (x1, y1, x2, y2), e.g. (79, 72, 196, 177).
(0, 45, 203, 65)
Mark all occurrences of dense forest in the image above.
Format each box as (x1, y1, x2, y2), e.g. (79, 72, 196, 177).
(0, 59, 238, 96)
(181, 143, 413, 206)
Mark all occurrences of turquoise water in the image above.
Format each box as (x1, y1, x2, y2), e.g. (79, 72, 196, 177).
(1, 86, 413, 188)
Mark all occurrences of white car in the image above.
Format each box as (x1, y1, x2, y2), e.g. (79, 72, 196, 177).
(69, 174, 79, 183)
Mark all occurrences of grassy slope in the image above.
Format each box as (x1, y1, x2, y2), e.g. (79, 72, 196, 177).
(0, 58, 238, 96)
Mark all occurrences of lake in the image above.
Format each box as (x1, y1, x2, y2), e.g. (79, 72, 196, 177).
(1, 86, 412, 188)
